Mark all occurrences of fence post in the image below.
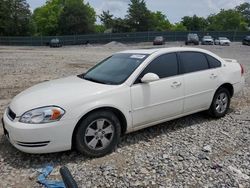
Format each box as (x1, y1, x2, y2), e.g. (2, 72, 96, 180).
(233, 30, 236, 42)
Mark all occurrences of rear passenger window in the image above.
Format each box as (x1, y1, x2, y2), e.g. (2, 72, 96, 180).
(140, 53, 178, 79)
(179, 52, 209, 73)
(206, 55, 221, 68)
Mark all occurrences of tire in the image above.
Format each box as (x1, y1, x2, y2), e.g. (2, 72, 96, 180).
(60, 166, 78, 188)
(209, 88, 231, 118)
(74, 110, 121, 157)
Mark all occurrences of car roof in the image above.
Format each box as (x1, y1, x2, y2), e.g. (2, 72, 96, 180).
(119, 47, 212, 55)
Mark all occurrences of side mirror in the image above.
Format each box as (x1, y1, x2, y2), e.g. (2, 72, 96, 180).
(141, 73, 160, 83)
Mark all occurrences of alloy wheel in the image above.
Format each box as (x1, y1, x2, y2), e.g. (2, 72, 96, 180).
(215, 92, 228, 114)
(84, 119, 114, 150)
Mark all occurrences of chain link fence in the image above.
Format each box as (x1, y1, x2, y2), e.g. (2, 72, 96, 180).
(0, 31, 249, 46)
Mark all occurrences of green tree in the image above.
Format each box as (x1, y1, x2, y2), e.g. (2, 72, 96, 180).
(236, 2, 250, 26)
(99, 11, 114, 29)
(94, 24, 106, 33)
(150, 11, 172, 31)
(207, 9, 248, 31)
(112, 18, 131, 33)
(181, 15, 207, 31)
(58, 0, 96, 35)
(126, 0, 152, 31)
(0, 0, 32, 36)
(0, 0, 9, 35)
(32, 0, 64, 36)
(171, 22, 187, 31)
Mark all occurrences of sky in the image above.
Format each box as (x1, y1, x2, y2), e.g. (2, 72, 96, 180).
(27, 0, 250, 23)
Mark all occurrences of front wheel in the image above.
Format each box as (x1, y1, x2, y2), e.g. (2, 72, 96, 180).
(74, 110, 121, 157)
(209, 88, 230, 118)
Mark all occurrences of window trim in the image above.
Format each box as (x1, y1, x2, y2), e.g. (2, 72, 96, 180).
(205, 54, 222, 69)
(132, 52, 180, 85)
(177, 51, 210, 75)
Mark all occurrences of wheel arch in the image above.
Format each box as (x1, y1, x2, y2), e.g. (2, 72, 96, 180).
(217, 83, 234, 98)
(71, 106, 127, 149)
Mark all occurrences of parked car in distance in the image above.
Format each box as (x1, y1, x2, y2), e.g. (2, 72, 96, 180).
(201, 36, 214, 45)
(242, 36, 250, 46)
(2, 47, 245, 157)
(153, 36, 165, 45)
(214, 37, 231, 46)
(50, 38, 62, 48)
(185, 33, 199, 45)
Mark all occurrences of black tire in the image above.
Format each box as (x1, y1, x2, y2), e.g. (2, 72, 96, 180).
(60, 166, 78, 188)
(74, 110, 121, 157)
(209, 88, 231, 118)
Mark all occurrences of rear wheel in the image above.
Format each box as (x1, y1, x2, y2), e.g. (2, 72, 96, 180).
(74, 110, 121, 157)
(209, 88, 230, 118)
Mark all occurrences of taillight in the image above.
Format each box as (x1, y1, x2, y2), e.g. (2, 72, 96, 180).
(240, 64, 244, 76)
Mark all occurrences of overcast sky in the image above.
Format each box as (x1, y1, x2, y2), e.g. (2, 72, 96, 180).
(27, 0, 250, 23)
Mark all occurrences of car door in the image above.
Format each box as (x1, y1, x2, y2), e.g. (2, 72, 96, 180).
(130, 53, 184, 127)
(178, 51, 220, 113)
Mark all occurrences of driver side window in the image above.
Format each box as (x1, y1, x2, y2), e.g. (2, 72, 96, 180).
(134, 53, 179, 84)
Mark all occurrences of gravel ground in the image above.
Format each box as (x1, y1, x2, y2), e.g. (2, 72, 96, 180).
(0, 42, 249, 188)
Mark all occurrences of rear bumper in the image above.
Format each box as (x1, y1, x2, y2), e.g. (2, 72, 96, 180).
(2, 109, 74, 154)
(233, 77, 245, 95)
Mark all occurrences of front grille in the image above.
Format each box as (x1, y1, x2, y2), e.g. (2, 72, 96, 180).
(15, 141, 50, 147)
(7, 108, 16, 121)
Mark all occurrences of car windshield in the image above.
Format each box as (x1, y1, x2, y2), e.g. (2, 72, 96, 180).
(204, 36, 212, 39)
(51, 39, 59, 43)
(155, 36, 163, 40)
(81, 53, 148, 85)
(188, 34, 198, 39)
(219, 37, 228, 40)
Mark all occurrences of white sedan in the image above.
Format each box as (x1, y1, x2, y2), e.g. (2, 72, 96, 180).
(215, 37, 231, 46)
(2, 47, 245, 157)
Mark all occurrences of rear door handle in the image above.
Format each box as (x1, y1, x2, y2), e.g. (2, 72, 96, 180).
(171, 81, 182, 88)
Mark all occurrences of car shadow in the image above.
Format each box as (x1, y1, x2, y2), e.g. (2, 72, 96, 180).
(0, 110, 232, 170)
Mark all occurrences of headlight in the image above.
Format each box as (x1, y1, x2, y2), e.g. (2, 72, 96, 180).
(19, 106, 65, 124)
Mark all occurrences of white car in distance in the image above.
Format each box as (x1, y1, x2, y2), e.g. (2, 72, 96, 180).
(2, 47, 245, 157)
(215, 37, 231, 46)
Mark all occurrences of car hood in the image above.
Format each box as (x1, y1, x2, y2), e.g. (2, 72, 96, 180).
(203, 39, 213, 41)
(9, 76, 117, 116)
(220, 39, 230, 42)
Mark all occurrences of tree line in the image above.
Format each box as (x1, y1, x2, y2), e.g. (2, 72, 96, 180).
(0, 0, 249, 36)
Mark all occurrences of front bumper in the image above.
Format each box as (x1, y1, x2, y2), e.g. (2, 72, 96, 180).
(220, 42, 230, 46)
(2, 110, 75, 154)
(202, 41, 213, 45)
